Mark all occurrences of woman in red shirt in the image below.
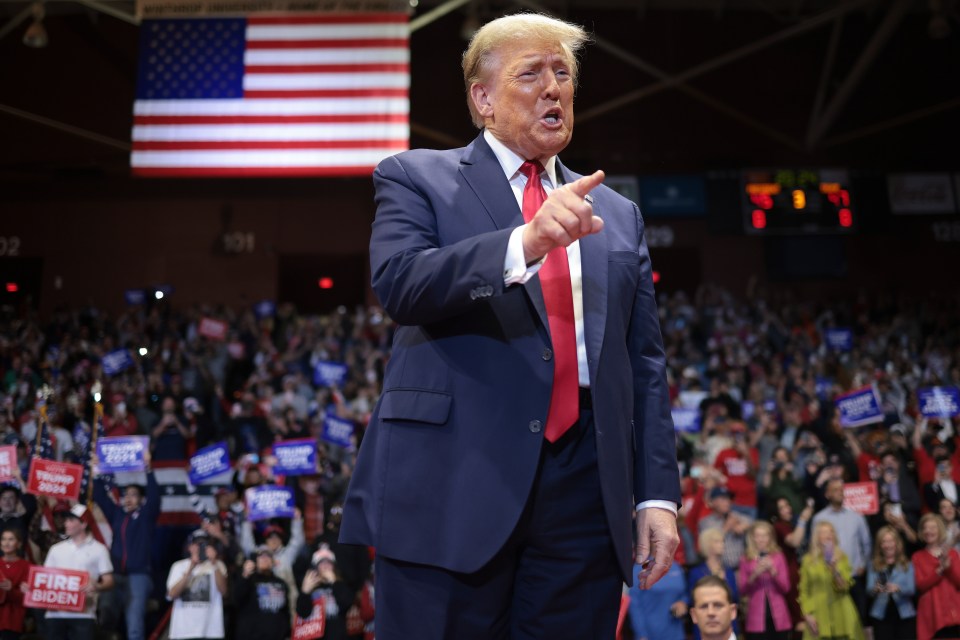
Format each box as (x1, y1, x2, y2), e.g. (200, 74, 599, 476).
(0, 528, 32, 639)
(913, 513, 960, 640)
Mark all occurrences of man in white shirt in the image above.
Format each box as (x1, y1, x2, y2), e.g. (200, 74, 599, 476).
(43, 503, 114, 640)
(690, 574, 738, 640)
(166, 528, 228, 639)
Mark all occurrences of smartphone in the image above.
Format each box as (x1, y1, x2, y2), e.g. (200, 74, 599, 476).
(888, 503, 903, 519)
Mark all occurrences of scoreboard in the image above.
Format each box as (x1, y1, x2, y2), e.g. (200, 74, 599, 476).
(742, 168, 854, 234)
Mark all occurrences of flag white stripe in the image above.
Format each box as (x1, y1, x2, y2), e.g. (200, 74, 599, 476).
(133, 123, 409, 141)
(243, 72, 409, 91)
(133, 98, 409, 116)
(132, 149, 397, 167)
(244, 48, 408, 65)
(161, 495, 216, 512)
(246, 24, 409, 40)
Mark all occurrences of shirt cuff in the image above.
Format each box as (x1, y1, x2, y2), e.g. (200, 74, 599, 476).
(503, 225, 545, 286)
(636, 500, 678, 515)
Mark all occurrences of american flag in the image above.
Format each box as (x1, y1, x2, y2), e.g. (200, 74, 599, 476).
(131, 13, 409, 177)
(30, 415, 54, 461)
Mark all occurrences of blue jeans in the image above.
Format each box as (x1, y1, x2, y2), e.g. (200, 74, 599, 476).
(105, 573, 153, 640)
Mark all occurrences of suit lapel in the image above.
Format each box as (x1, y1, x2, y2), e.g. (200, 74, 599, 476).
(460, 133, 548, 331)
(559, 161, 608, 387)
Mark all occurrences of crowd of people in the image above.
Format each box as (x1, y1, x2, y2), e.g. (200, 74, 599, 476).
(0, 283, 957, 639)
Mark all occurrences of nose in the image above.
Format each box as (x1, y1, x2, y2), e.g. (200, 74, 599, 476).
(541, 70, 560, 99)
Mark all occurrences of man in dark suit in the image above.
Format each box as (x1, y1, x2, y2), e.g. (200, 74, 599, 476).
(340, 12, 680, 639)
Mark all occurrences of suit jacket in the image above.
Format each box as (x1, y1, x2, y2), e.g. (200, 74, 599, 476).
(339, 132, 681, 582)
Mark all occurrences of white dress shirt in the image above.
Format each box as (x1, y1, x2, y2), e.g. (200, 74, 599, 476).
(485, 131, 676, 516)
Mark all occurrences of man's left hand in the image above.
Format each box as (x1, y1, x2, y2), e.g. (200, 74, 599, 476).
(635, 507, 679, 589)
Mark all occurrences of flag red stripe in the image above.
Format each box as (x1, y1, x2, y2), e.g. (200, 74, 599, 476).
(245, 88, 408, 99)
(133, 166, 377, 177)
(247, 14, 408, 25)
(244, 63, 409, 73)
(133, 140, 408, 150)
(135, 114, 408, 125)
(245, 38, 407, 49)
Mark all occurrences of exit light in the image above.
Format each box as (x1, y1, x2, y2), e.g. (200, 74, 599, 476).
(5, 283, 17, 293)
(318, 277, 334, 289)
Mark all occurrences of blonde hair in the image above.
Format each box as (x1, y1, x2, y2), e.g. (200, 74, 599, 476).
(919, 513, 948, 546)
(461, 13, 589, 128)
(808, 521, 847, 563)
(871, 525, 909, 571)
(699, 527, 724, 558)
(745, 521, 781, 560)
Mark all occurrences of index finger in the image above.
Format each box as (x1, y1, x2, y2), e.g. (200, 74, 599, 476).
(565, 170, 605, 199)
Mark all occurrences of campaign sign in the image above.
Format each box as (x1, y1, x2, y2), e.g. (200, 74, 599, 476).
(23, 566, 89, 612)
(836, 386, 884, 428)
(815, 376, 835, 400)
(188, 442, 231, 485)
(843, 481, 880, 515)
(272, 439, 317, 476)
(0, 446, 16, 483)
(918, 386, 960, 419)
(197, 317, 228, 341)
(124, 289, 146, 306)
(824, 328, 853, 352)
(245, 485, 295, 521)
(671, 408, 701, 433)
(96, 436, 148, 473)
(322, 415, 355, 448)
(26, 458, 83, 501)
(313, 360, 348, 388)
(293, 601, 326, 640)
(101, 349, 134, 377)
(254, 300, 276, 319)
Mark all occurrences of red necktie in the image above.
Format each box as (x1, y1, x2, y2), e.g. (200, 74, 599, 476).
(519, 160, 579, 442)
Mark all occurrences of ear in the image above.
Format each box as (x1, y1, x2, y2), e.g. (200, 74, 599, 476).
(470, 82, 494, 120)
(731, 603, 738, 621)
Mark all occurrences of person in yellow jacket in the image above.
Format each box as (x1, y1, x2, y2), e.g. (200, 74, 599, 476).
(799, 521, 865, 640)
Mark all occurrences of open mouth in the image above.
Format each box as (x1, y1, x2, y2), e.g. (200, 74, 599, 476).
(541, 107, 563, 127)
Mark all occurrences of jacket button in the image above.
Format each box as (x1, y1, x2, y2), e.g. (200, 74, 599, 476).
(528, 420, 542, 433)
(542, 348, 553, 361)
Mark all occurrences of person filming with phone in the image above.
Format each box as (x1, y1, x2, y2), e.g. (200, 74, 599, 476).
(799, 521, 864, 640)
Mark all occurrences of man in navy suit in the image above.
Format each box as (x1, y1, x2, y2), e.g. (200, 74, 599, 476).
(340, 12, 681, 639)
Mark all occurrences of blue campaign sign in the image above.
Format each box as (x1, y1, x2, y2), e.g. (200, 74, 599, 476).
(639, 176, 706, 217)
(825, 328, 854, 352)
(322, 414, 355, 448)
(671, 408, 701, 433)
(313, 360, 349, 387)
(188, 441, 231, 485)
(272, 439, 317, 475)
(815, 376, 835, 400)
(124, 289, 146, 306)
(245, 485, 295, 521)
(836, 386, 884, 428)
(918, 387, 960, 419)
(97, 436, 148, 473)
(102, 349, 135, 376)
(254, 300, 276, 319)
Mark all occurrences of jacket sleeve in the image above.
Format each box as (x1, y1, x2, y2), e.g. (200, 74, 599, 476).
(232, 575, 253, 607)
(914, 553, 942, 593)
(239, 520, 256, 555)
(773, 553, 791, 594)
(93, 478, 117, 521)
(947, 550, 960, 589)
(295, 590, 315, 619)
(834, 555, 854, 592)
(897, 563, 916, 597)
(798, 558, 815, 617)
(627, 202, 681, 506)
(369, 154, 517, 326)
(143, 470, 161, 521)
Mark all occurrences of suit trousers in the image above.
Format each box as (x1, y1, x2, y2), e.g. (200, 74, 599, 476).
(374, 405, 622, 640)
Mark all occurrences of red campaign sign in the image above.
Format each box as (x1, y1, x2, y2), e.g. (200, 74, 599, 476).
(844, 481, 879, 515)
(23, 566, 89, 613)
(26, 458, 83, 501)
(0, 445, 17, 482)
(292, 601, 326, 640)
(198, 317, 228, 341)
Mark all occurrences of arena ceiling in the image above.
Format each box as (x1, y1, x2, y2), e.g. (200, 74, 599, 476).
(1, 0, 958, 182)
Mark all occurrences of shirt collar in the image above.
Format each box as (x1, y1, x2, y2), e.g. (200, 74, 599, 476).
(483, 129, 558, 189)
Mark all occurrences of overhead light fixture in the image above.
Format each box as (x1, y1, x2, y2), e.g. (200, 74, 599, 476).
(22, 2, 47, 48)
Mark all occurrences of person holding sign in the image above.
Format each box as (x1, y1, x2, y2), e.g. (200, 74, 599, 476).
(41, 504, 113, 640)
(92, 452, 159, 640)
(0, 528, 31, 638)
(165, 529, 228, 640)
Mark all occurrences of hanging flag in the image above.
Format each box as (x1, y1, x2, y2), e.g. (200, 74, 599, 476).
(131, 13, 409, 177)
